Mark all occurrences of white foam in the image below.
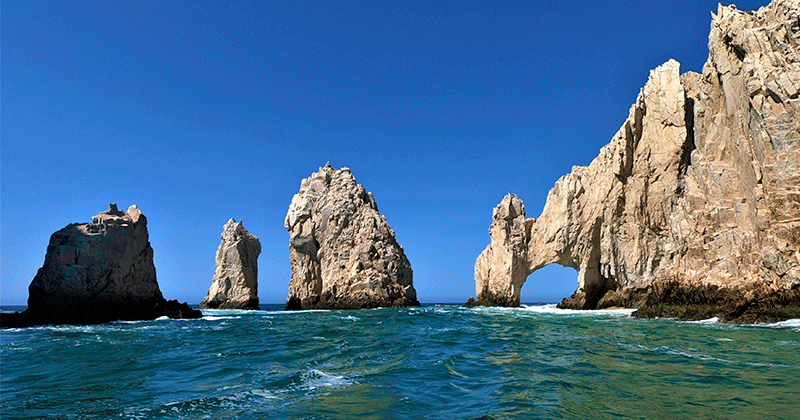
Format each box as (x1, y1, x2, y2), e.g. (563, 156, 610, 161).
(300, 369, 353, 390)
(521, 304, 636, 316)
(155, 316, 170, 321)
(117, 319, 150, 324)
(249, 389, 279, 400)
(688, 317, 720, 324)
(267, 309, 328, 315)
(202, 316, 238, 321)
(765, 318, 800, 329)
(200, 309, 257, 316)
(340, 315, 359, 321)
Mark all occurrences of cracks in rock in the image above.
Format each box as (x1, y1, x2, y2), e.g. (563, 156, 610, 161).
(676, 94, 697, 197)
(724, 33, 748, 62)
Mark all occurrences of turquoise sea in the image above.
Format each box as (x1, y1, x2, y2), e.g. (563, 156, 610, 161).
(1, 304, 799, 419)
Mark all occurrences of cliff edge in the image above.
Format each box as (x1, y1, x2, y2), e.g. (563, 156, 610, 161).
(472, 0, 800, 322)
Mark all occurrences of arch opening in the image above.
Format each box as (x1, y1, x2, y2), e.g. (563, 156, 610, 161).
(519, 263, 578, 305)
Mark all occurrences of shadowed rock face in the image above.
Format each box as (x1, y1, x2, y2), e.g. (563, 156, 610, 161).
(472, 0, 800, 322)
(200, 219, 261, 310)
(285, 164, 419, 309)
(0, 204, 201, 328)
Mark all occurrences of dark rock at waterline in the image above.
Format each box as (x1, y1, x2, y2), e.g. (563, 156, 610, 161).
(0, 299, 201, 328)
(0, 204, 201, 328)
(463, 297, 520, 308)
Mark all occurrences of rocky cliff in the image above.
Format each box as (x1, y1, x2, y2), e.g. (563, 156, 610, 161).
(285, 164, 419, 309)
(472, 0, 800, 322)
(1, 204, 201, 327)
(200, 219, 261, 310)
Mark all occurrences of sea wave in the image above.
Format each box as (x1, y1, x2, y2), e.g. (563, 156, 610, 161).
(299, 369, 354, 390)
(199, 308, 265, 316)
(687, 317, 720, 324)
(201, 316, 239, 321)
(522, 304, 636, 316)
(763, 318, 800, 330)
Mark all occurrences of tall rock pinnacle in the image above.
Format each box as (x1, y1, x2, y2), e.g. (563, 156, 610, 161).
(284, 164, 419, 309)
(200, 219, 261, 310)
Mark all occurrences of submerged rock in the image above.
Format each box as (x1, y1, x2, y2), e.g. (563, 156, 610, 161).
(472, 0, 800, 322)
(200, 219, 261, 310)
(0, 204, 201, 328)
(284, 163, 419, 309)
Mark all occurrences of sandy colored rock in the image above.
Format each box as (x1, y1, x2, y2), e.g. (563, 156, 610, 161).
(285, 163, 418, 309)
(200, 219, 261, 310)
(473, 0, 800, 322)
(1, 204, 201, 328)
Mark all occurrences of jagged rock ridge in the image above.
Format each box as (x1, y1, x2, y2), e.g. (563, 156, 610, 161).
(0, 204, 201, 328)
(285, 163, 419, 309)
(200, 218, 261, 310)
(472, 0, 800, 322)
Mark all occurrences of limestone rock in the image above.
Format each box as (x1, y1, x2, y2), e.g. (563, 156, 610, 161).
(472, 0, 800, 322)
(200, 219, 261, 310)
(285, 163, 419, 309)
(0, 204, 201, 328)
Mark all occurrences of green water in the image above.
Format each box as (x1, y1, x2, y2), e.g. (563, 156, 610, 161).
(1, 304, 798, 419)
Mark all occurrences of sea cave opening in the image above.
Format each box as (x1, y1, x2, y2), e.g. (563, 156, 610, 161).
(519, 263, 578, 306)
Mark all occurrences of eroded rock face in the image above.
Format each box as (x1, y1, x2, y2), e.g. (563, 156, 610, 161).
(0, 204, 201, 327)
(473, 0, 800, 322)
(200, 219, 261, 310)
(285, 164, 418, 309)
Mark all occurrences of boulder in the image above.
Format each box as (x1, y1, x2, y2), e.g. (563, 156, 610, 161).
(285, 163, 419, 309)
(0, 204, 201, 328)
(471, 0, 800, 323)
(200, 219, 261, 310)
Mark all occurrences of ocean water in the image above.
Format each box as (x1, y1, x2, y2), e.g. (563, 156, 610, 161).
(1, 304, 799, 419)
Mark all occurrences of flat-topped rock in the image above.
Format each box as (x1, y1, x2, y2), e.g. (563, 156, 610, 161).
(200, 219, 261, 310)
(285, 164, 419, 309)
(471, 0, 800, 323)
(1, 204, 201, 328)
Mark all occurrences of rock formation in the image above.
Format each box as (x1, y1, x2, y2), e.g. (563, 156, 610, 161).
(200, 219, 261, 310)
(472, 0, 800, 322)
(0, 204, 201, 328)
(285, 163, 419, 309)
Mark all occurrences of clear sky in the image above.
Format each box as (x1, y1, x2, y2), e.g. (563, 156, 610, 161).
(1, 0, 770, 305)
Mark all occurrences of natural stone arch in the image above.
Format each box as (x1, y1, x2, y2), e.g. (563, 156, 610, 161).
(472, 59, 690, 310)
(473, 194, 618, 309)
(471, 3, 800, 322)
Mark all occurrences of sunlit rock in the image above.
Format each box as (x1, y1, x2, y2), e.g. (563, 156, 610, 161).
(471, 0, 800, 323)
(285, 164, 419, 309)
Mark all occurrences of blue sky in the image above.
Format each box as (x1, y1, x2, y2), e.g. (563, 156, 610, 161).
(1, 0, 770, 305)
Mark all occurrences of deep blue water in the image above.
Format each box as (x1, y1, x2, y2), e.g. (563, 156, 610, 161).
(1, 304, 799, 419)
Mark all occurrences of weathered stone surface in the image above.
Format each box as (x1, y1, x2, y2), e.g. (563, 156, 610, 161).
(472, 0, 800, 322)
(0, 204, 201, 328)
(285, 163, 419, 309)
(200, 219, 261, 310)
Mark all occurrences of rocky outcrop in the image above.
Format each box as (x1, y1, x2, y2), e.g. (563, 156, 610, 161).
(0, 204, 201, 328)
(285, 164, 419, 309)
(200, 219, 261, 310)
(472, 0, 800, 322)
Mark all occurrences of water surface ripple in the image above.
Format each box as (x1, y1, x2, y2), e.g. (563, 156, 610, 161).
(2, 305, 798, 419)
